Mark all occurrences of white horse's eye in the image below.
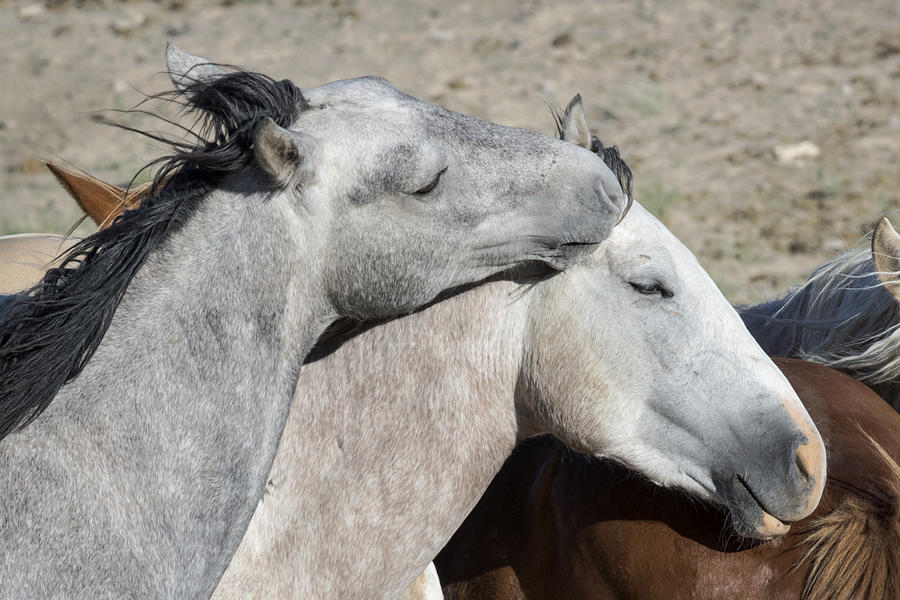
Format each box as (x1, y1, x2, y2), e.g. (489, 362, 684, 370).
(629, 280, 674, 298)
(413, 167, 447, 195)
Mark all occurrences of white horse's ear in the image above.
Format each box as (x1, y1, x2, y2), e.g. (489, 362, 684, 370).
(252, 117, 309, 187)
(872, 217, 900, 304)
(166, 42, 227, 91)
(560, 94, 592, 150)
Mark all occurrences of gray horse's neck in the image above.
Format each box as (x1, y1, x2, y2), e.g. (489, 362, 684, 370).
(214, 278, 532, 599)
(0, 189, 334, 597)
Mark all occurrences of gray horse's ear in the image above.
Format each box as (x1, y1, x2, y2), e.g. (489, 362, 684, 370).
(560, 94, 592, 150)
(252, 117, 310, 187)
(872, 217, 900, 304)
(166, 42, 227, 91)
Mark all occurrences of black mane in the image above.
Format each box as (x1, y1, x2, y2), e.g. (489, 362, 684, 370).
(0, 66, 307, 440)
(590, 134, 634, 222)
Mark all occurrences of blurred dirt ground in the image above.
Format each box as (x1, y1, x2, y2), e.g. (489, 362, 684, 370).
(1, 0, 898, 303)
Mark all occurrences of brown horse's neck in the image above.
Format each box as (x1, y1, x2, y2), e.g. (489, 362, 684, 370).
(783, 358, 900, 600)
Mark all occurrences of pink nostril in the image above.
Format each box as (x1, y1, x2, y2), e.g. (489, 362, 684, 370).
(795, 438, 826, 516)
(778, 396, 827, 519)
(795, 444, 813, 480)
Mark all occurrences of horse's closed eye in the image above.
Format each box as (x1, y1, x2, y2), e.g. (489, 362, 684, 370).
(630, 281, 674, 298)
(414, 167, 447, 195)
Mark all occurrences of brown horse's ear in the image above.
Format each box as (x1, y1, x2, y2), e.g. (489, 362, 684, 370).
(559, 94, 592, 150)
(45, 162, 141, 229)
(252, 117, 310, 187)
(872, 217, 900, 305)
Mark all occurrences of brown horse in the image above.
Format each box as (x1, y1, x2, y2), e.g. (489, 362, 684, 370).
(0, 163, 146, 294)
(44, 162, 148, 228)
(436, 357, 900, 600)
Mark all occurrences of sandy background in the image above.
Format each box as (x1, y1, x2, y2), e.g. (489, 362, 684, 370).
(1, 0, 898, 303)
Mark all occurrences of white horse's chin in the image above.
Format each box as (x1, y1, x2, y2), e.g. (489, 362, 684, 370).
(594, 446, 719, 504)
(620, 460, 793, 540)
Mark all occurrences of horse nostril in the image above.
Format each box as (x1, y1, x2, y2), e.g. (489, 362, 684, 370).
(795, 442, 815, 481)
(788, 427, 826, 519)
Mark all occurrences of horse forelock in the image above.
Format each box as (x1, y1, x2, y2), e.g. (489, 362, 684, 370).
(0, 66, 308, 441)
(590, 135, 634, 224)
(798, 435, 900, 600)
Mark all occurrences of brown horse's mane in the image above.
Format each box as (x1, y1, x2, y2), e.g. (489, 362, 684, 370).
(797, 433, 900, 600)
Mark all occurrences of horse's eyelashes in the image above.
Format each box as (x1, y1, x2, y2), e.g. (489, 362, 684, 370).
(413, 167, 447, 195)
(629, 281, 674, 298)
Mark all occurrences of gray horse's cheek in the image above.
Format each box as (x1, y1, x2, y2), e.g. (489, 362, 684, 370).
(323, 238, 448, 318)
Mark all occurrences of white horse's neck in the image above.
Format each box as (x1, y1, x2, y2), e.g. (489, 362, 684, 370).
(214, 278, 531, 599)
(1, 188, 337, 597)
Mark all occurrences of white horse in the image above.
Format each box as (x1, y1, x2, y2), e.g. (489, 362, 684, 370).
(0, 45, 627, 597)
(210, 104, 826, 598)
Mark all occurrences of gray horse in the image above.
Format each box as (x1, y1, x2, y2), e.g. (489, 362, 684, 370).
(0, 45, 626, 598)
(211, 106, 827, 599)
